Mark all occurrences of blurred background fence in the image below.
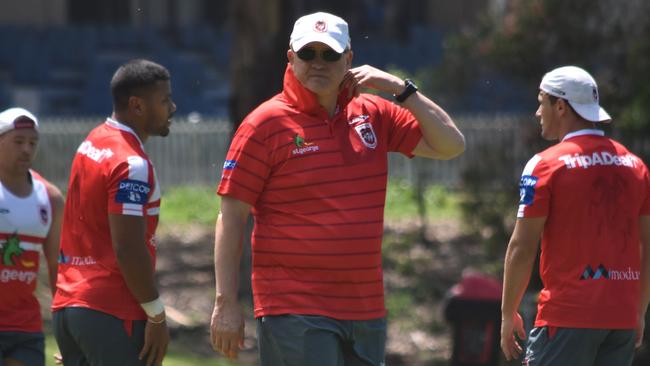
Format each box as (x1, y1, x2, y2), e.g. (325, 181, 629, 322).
(34, 114, 536, 190)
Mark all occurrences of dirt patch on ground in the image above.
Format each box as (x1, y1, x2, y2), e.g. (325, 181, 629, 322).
(152, 219, 496, 365)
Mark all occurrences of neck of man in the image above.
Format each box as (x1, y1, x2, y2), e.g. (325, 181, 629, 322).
(111, 111, 148, 143)
(559, 117, 597, 140)
(0, 169, 32, 197)
(317, 93, 338, 117)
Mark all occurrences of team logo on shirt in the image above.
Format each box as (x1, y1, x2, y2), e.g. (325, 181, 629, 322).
(354, 123, 377, 149)
(580, 264, 640, 281)
(293, 134, 314, 148)
(39, 206, 48, 225)
(223, 160, 237, 170)
(0, 208, 9, 214)
(58, 250, 70, 264)
(0, 233, 23, 266)
(115, 179, 150, 205)
(519, 175, 538, 205)
(348, 114, 369, 125)
(77, 140, 114, 163)
(291, 134, 320, 155)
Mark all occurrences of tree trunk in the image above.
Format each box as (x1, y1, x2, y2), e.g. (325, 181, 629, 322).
(228, 0, 300, 132)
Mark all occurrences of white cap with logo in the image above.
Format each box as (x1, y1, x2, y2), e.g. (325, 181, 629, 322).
(0, 108, 39, 135)
(290, 12, 350, 53)
(540, 66, 611, 123)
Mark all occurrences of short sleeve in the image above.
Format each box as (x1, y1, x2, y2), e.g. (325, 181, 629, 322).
(517, 154, 552, 218)
(382, 100, 422, 157)
(107, 156, 152, 216)
(217, 123, 271, 206)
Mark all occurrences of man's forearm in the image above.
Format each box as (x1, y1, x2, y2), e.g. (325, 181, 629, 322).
(109, 214, 159, 305)
(403, 93, 465, 160)
(502, 241, 537, 317)
(115, 242, 159, 303)
(214, 213, 246, 302)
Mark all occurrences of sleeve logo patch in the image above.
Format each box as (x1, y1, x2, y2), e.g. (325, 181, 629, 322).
(223, 160, 237, 170)
(519, 175, 538, 205)
(116, 179, 151, 205)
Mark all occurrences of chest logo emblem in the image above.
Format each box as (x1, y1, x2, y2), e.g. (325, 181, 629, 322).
(354, 122, 377, 149)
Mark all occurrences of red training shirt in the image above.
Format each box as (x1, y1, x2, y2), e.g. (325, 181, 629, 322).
(52, 119, 161, 321)
(518, 129, 650, 329)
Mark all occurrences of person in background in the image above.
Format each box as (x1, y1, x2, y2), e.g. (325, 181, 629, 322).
(0, 107, 64, 366)
(500, 65, 650, 366)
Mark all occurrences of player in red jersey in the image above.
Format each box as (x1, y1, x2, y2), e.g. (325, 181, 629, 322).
(210, 11, 465, 365)
(500, 66, 650, 366)
(52, 59, 176, 366)
(0, 107, 64, 366)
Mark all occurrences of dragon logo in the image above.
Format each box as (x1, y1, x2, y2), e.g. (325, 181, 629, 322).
(293, 134, 313, 148)
(1, 233, 23, 266)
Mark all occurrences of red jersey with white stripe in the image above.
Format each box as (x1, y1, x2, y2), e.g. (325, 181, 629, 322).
(0, 170, 52, 332)
(518, 129, 650, 329)
(52, 119, 160, 321)
(218, 64, 422, 320)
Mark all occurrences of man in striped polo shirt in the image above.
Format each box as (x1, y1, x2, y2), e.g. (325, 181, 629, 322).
(0, 108, 64, 366)
(210, 12, 465, 365)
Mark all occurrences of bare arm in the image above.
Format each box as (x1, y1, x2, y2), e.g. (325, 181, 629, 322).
(210, 196, 251, 360)
(43, 181, 64, 296)
(637, 215, 650, 347)
(342, 65, 465, 160)
(500, 217, 545, 361)
(108, 213, 168, 366)
(108, 214, 158, 302)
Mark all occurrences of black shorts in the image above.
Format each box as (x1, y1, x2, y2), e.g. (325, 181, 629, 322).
(53, 307, 146, 366)
(0, 331, 44, 366)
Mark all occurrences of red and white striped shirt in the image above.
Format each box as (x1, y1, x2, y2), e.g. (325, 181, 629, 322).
(218, 64, 422, 320)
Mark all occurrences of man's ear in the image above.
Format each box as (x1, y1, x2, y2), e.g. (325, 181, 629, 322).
(287, 49, 294, 64)
(345, 49, 353, 68)
(555, 98, 568, 116)
(128, 96, 145, 115)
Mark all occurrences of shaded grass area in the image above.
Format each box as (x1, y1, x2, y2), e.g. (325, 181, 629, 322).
(159, 186, 221, 227)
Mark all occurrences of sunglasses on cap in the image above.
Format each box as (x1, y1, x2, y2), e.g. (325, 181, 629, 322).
(295, 47, 345, 62)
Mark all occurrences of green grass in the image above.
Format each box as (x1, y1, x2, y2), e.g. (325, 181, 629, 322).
(384, 180, 460, 221)
(158, 182, 460, 227)
(45, 334, 238, 366)
(159, 186, 221, 227)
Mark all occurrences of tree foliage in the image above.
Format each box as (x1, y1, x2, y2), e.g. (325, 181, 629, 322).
(447, 0, 650, 249)
(434, 0, 650, 140)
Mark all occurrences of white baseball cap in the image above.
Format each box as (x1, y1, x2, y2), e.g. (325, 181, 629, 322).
(290, 12, 350, 53)
(0, 107, 39, 135)
(540, 66, 611, 123)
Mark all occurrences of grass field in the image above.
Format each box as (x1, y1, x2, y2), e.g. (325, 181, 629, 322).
(159, 180, 460, 225)
(45, 334, 237, 366)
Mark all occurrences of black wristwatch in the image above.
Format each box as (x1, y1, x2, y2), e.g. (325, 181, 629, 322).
(394, 79, 418, 103)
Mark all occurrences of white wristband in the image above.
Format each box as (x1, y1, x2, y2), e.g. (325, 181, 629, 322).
(140, 297, 165, 318)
